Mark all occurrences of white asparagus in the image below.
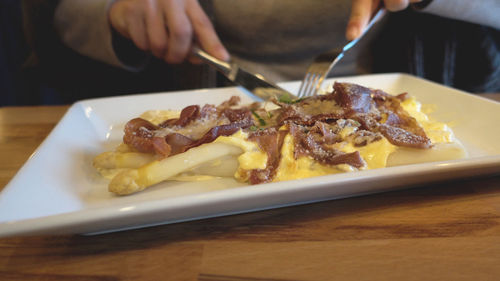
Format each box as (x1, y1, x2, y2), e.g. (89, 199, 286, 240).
(189, 155, 239, 177)
(93, 151, 156, 169)
(109, 142, 243, 195)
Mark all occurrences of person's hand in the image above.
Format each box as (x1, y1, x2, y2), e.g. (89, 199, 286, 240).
(346, 0, 422, 41)
(108, 0, 230, 64)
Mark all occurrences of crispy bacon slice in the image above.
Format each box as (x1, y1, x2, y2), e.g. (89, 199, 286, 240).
(123, 96, 256, 159)
(187, 121, 253, 150)
(333, 82, 431, 148)
(123, 118, 173, 157)
(123, 118, 160, 154)
(290, 123, 365, 168)
(222, 108, 254, 123)
(276, 95, 346, 126)
(121, 82, 434, 184)
(219, 96, 241, 108)
(379, 125, 431, 149)
(164, 133, 194, 155)
(248, 128, 288, 184)
(151, 137, 171, 157)
(313, 121, 341, 144)
(333, 82, 374, 114)
(158, 105, 200, 128)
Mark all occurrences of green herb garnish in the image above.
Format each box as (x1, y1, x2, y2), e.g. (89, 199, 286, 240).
(251, 110, 267, 126)
(278, 94, 305, 104)
(278, 93, 294, 104)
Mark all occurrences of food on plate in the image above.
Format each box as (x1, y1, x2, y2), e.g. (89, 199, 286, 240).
(93, 82, 467, 195)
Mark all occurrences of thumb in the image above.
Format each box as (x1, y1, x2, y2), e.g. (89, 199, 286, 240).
(346, 0, 379, 41)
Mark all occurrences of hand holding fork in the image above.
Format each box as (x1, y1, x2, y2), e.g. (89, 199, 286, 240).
(297, 0, 424, 98)
(297, 8, 386, 98)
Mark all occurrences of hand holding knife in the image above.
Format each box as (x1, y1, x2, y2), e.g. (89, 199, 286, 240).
(192, 47, 298, 102)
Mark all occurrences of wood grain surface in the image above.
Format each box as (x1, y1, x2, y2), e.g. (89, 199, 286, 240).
(1, 96, 499, 281)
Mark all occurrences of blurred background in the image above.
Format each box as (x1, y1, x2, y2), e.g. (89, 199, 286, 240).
(1, 1, 499, 106)
(0, 0, 216, 106)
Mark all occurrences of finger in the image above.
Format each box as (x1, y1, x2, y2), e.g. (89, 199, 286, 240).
(144, 1, 168, 58)
(383, 0, 410, 11)
(346, 0, 377, 41)
(409, 0, 423, 4)
(108, 1, 134, 39)
(127, 12, 150, 51)
(187, 54, 203, 64)
(162, 0, 193, 64)
(186, 0, 229, 61)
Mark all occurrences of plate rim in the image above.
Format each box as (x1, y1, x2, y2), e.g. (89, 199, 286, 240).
(1, 73, 499, 237)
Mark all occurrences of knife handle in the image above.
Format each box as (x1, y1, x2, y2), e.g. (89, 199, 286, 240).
(192, 46, 232, 76)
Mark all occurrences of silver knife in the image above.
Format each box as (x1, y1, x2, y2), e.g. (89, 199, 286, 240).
(192, 47, 298, 102)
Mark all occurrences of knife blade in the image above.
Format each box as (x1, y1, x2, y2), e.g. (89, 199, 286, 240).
(192, 47, 298, 102)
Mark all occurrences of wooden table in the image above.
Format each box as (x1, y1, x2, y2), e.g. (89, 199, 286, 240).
(1, 95, 500, 281)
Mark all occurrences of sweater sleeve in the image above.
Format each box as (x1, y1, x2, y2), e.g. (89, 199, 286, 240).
(53, 0, 148, 70)
(418, 0, 500, 29)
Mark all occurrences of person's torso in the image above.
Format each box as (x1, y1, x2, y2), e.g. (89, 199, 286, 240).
(211, 0, 351, 62)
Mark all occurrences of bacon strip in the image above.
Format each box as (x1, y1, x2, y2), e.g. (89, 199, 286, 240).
(151, 137, 171, 157)
(248, 129, 288, 184)
(187, 121, 252, 150)
(158, 105, 200, 128)
(123, 118, 160, 154)
(165, 133, 194, 155)
(290, 123, 365, 168)
(379, 125, 431, 149)
(333, 82, 374, 114)
(335, 83, 431, 148)
(122, 83, 434, 184)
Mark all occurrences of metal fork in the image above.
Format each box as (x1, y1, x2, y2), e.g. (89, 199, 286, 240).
(297, 8, 387, 98)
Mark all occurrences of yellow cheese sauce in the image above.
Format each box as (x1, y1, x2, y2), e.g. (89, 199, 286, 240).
(140, 110, 180, 125)
(215, 130, 267, 170)
(215, 130, 268, 181)
(274, 134, 349, 182)
(273, 132, 396, 182)
(388, 97, 467, 166)
(400, 97, 454, 144)
(128, 97, 465, 183)
(93, 83, 472, 197)
(335, 137, 397, 169)
(214, 96, 465, 182)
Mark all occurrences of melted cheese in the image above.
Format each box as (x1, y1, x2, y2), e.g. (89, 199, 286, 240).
(140, 110, 230, 140)
(400, 97, 454, 143)
(133, 95, 466, 183)
(388, 97, 467, 166)
(274, 134, 348, 182)
(221, 96, 465, 182)
(214, 130, 268, 181)
(335, 137, 397, 169)
(140, 110, 179, 125)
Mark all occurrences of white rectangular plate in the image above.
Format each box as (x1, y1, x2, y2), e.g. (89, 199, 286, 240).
(1, 73, 499, 237)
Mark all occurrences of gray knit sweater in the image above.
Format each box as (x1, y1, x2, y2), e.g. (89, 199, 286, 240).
(53, 0, 500, 80)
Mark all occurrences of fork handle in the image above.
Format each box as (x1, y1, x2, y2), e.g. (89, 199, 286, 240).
(343, 8, 387, 52)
